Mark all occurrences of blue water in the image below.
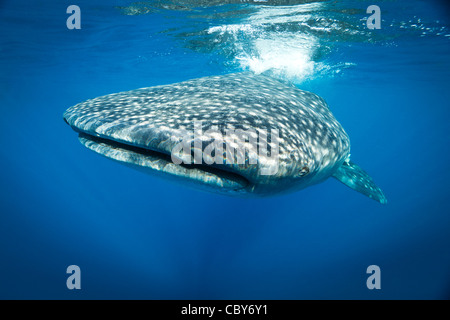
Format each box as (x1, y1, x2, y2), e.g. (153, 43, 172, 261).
(0, 0, 449, 299)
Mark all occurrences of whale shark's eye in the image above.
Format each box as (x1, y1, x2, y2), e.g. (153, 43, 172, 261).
(298, 166, 310, 177)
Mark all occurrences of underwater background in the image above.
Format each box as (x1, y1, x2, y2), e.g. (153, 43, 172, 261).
(0, 0, 449, 299)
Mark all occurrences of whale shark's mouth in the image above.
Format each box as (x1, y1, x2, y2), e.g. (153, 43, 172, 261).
(77, 132, 251, 193)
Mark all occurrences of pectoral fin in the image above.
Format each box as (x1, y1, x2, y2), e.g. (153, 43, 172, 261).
(333, 160, 387, 204)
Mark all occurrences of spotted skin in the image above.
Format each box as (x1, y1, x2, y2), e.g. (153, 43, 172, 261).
(64, 73, 386, 202)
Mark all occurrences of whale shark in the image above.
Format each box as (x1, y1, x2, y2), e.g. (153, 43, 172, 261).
(63, 73, 387, 204)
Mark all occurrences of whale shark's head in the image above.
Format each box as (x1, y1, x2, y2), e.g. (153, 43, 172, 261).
(64, 73, 350, 196)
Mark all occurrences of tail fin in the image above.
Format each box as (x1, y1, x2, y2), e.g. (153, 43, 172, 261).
(333, 160, 387, 204)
